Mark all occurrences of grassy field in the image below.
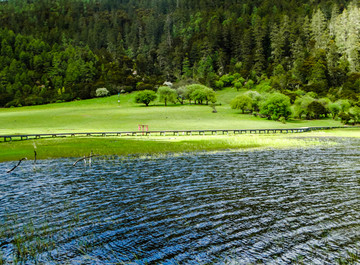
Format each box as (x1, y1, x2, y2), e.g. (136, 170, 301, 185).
(0, 88, 342, 135)
(1, 88, 357, 162)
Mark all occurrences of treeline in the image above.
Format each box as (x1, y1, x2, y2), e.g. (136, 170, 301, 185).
(1, 0, 360, 107)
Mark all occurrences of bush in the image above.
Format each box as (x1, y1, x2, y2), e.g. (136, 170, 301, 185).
(215, 80, 224, 89)
(279, 116, 286, 124)
(244, 91, 263, 113)
(260, 92, 292, 120)
(339, 112, 352, 124)
(230, 95, 253, 114)
(233, 81, 243, 91)
(219, 74, 235, 87)
(244, 79, 255, 89)
(95, 88, 110, 97)
(136, 82, 154, 91)
(119, 86, 134, 93)
(307, 100, 328, 119)
(135, 90, 157, 106)
(349, 106, 360, 123)
(329, 102, 341, 119)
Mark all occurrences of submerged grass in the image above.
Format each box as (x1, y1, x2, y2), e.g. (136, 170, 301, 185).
(0, 133, 334, 163)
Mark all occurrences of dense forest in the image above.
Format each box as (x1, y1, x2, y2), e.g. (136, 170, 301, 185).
(0, 0, 359, 110)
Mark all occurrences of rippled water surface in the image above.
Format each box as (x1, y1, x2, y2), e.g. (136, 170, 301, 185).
(1, 138, 360, 264)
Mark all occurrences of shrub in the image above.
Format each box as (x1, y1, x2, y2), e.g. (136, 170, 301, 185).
(244, 79, 255, 89)
(349, 106, 360, 123)
(307, 100, 328, 119)
(219, 74, 235, 87)
(260, 92, 292, 120)
(329, 102, 341, 119)
(215, 80, 224, 89)
(279, 116, 286, 124)
(95, 88, 110, 97)
(136, 82, 154, 91)
(233, 81, 243, 91)
(244, 91, 263, 113)
(230, 95, 253, 113)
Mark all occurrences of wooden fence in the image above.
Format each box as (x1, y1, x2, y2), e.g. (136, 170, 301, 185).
(0, 126, 348, 142)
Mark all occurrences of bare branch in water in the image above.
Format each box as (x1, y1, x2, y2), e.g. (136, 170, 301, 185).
(7, 158, 27, 173)
(72, 154, 99, 167)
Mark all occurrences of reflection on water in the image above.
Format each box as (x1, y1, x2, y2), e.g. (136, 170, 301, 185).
(1, 138, 360, 264)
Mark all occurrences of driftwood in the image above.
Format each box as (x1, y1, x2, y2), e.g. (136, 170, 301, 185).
(72, 154, 99, 167)
(7, 158, 27, 173)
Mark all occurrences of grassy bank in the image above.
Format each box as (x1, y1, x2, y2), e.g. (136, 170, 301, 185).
(1, 89, 355, 163)
(0, 132, 340, 163)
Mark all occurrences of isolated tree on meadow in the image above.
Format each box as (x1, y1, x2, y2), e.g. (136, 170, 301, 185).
(230, 95, 253, 114)
(186, 84, 216, 105)
(134, 90, 157, 106)
(191, 86, 216, 105)
(157, 86, 177, 106)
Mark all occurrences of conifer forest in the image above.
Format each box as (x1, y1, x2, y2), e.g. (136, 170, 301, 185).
(0, 0, 359, 119)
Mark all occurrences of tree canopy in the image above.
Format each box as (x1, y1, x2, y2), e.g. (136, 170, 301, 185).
(1, 0, 360, 107)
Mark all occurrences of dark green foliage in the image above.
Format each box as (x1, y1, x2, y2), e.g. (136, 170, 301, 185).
(307, 100, 328, 119)
(0, 0, 359, 107)
(134, 90, 157, 106)
(339, 112, 352, 124)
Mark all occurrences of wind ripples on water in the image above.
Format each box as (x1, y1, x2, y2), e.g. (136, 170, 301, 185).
(1, 138, 360, 264)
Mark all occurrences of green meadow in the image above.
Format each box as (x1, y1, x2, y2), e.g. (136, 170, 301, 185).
(0, 88, 342, 135)
(0, 88, 357, 162)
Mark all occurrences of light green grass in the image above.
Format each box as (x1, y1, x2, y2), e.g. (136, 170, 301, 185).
(0, 134, 332, 162)
(294, 127, 360, 138)
(0, 89, 354, 162)
(0, 88, 342, 135)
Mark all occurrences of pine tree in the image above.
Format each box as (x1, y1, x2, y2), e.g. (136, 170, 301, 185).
(334, 3, 360, 72)
(253, 15, 266, 73)
(310, 8, 329, 51)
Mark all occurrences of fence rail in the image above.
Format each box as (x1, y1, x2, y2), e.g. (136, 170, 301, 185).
(0, 126, 351, 142)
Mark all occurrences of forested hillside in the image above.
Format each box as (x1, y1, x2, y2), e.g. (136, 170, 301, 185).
(0, 0, 359, 107)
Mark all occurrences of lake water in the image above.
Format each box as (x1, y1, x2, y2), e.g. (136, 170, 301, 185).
(1, 138, 360, 264)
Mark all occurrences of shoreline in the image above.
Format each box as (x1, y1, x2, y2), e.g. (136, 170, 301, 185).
(1, 128, 359, 163)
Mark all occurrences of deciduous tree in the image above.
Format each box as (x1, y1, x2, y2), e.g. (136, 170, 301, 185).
(135, 89, 157, 106)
